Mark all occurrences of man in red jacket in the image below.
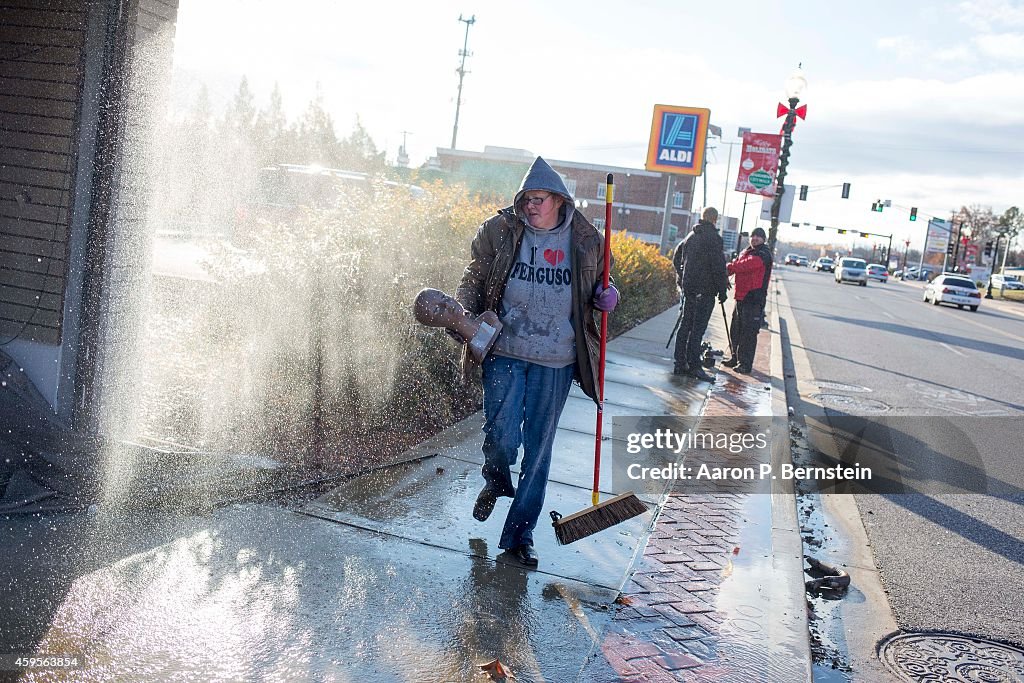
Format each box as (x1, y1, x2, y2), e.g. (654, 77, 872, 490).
(724, 227, 773, 373)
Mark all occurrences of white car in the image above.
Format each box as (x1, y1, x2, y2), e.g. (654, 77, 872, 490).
(990, 274, 1024, 291)
(813, 257, 835, 272)
(923, 274, 982, 311)
(835, 257, 868, 286)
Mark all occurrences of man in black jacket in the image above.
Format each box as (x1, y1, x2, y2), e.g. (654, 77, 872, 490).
(671, 207, 729, 382)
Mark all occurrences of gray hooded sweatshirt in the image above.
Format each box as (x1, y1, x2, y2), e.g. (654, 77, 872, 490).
(492, 157, 576, 367)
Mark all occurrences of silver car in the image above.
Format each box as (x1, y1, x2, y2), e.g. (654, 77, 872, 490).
(835, 257, 868, 286)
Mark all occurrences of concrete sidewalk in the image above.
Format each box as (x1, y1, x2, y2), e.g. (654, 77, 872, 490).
(1, 301, 810, 682)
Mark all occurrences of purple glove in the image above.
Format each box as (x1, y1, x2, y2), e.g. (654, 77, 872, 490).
(593, 284, 619, 312)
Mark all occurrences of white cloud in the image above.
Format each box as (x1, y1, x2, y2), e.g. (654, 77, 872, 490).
(932, 45, 977, 62)
(877, 35, 920, 59)
(956, 0, 1024, 31)
(974, 32, 1024, 59)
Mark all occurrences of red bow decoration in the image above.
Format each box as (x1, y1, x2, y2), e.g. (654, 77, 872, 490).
(777, 102, 808, 119)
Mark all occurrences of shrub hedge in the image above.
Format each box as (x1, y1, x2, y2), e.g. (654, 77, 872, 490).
(142, 181, 677, 462)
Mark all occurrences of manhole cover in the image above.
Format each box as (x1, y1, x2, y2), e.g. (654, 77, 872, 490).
(880, 633, 1024, 683)
(814, 380, 872, 393)
(811, 394, 891, 413)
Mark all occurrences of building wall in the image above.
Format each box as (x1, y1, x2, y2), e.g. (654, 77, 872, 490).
(0, 1, 90, 347)
(0, 0, 178, 429)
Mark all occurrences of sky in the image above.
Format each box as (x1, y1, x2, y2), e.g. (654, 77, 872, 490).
(169, 0, 1024, 248)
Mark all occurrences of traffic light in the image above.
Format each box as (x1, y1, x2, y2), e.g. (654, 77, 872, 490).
(871, 202, 878, 212)
(946, 240, 955, 256)
(842, 182, 851, 199)
(910, 207, 918, 221)
(799, 185, 808, 201)
(872, 200, 883, 212)
(984, 240, 994, 258)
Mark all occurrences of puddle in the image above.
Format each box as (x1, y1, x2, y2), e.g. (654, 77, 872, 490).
(813, 381, 872, 394)
(811, 394, 891, 413)
(790, 422, 854, 676)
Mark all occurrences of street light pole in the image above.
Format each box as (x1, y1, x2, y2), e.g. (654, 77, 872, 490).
(986, 231, 1007, 299)
(768, 67, 807, 255)
(951, 222, 964, 271)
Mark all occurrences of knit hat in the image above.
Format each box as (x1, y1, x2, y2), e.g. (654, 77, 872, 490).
(751, 227, 767, 239)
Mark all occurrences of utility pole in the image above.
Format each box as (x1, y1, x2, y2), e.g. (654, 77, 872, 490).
(450, 14, 476, 150)
(397, 130, 412, 167)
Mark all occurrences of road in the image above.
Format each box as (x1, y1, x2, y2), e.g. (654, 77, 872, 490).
(776, 265, 1024, 648)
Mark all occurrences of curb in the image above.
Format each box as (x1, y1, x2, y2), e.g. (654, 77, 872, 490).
(767, 281, 814, 682)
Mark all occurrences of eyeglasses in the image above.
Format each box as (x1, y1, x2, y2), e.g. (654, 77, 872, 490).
(523, 194, 551, 206)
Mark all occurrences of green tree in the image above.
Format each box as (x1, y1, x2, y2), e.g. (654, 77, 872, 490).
(254, 82, 294, 166)
(223, 76, 257, 139)
(338, 116, 385, 173)
(296, 85, 341, 167)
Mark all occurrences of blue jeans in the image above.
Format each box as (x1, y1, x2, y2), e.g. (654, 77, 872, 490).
(674, 290, 717, 369)
(481, 355, 575, 550)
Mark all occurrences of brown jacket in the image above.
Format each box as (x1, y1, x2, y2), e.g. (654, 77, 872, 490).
(455, 206, 607, 404)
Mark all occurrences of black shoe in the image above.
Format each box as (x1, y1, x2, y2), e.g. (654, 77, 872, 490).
(735, 365, 752, 374)
(688, 367, 714, 382)
(473, 487, 498, 522)
(672, 364, 688, 376)
(513, 544, 538, 566)
(722, 357, 739, 368)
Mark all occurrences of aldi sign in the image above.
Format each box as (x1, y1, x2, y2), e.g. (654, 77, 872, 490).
(645, 104, 710, 175)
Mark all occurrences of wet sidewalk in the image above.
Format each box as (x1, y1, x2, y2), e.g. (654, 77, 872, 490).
(1, 301, 810, 682)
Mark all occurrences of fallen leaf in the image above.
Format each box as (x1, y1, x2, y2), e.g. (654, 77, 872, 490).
(479, 658, 515, 680)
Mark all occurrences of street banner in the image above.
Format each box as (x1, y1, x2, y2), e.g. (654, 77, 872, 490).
(759, 184, 795, 223)
(645, 104, 711, 175)
(925, 219, 950, 255)
(735, 132, 783, 196)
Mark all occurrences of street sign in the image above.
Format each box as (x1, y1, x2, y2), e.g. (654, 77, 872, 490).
(925, 218, 950, 255)
(645, 104, 711, 175)
(734, 132, 782, 197)
(759, 184, 795, 222)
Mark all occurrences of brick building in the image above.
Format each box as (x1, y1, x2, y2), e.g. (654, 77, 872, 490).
(427, 146, 698, 250)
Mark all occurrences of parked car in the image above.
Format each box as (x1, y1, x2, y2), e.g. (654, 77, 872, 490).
(902, 266, 937, 281)
(785, 253, 802, 266)
(813, 257, 835, 272)
(797, 256, 809, 267)
(835, 257, 868, 286)
(866, 264, 889, 282)
(923, 274, 982, 311)
(989, 274, 1024, 291)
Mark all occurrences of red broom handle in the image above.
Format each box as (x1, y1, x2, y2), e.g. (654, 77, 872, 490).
(593, 174, 613, 506)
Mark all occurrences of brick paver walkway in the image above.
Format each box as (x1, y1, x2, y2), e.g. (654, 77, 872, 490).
(589, 323, 793, 682)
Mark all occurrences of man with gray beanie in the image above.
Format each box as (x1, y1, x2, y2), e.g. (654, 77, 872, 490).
(671, 207, 729, 382)
(724, 227, 773, 373)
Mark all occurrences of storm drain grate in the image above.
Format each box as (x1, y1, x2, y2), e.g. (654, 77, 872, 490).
(811, 394, 891, 413)
(879, 632, 1024, 682)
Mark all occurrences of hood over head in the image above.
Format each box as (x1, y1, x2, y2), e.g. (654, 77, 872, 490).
(513, 156, 574, 222)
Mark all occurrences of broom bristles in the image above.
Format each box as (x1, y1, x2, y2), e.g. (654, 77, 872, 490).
(551, 491, 648, 545)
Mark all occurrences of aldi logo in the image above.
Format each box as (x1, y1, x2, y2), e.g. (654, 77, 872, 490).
(645, 105, 710, 176)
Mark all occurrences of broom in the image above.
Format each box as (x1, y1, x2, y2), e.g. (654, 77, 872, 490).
(550, 173, 647, 545)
